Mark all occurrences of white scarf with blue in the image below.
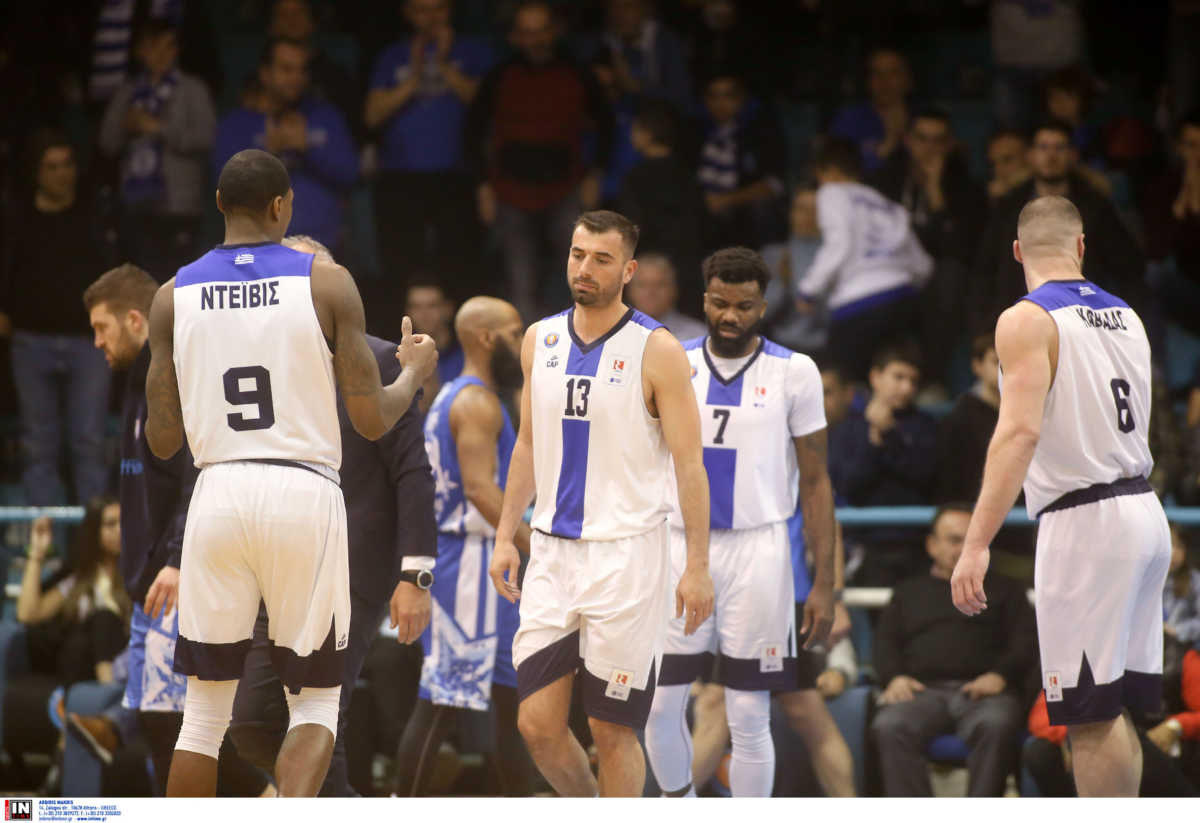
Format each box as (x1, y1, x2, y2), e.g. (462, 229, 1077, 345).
(122, 69, 178, 207)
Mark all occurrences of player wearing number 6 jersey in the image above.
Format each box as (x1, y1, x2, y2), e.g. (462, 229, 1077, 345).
(144, 149, 438, 797)
(489, 210, 714, 797)
(951, 196, 1170, 797)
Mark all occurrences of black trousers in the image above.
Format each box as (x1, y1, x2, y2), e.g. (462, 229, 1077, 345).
(230, 590, 389, 796)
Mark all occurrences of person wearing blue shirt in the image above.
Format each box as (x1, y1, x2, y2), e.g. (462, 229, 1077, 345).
(830, 49, 914, 176)
(211, 38, 358, 253)
(365, 0, 492, 287)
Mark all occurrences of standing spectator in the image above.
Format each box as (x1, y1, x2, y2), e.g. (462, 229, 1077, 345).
(685, 0, 771, 97)
(0, 129, 115, 507)
(406, 281, 463, 415)
(1143, 111, 1200, 336)
(99, 20, 216, 280)
(796, 137, 932, 382)
(463, 1, 613, 321)
(617, 99, 703, 312)
(366, 0, 492, 288)
(269, 0, 361, 133)
(830, 48, 914, 175)
(986, 129, 1031, 202)
(990, 0, 1085, 131)
(828, 343, 937, 586)
(696, 73, 787, 251)
(212, 38, 358, 252)
(625, 253, 706, 341)
(872, 503, 1035, 797)
(759, 184, 829, 354)
(935, 333, 1000, 504)
(970, 121, 1145, 333)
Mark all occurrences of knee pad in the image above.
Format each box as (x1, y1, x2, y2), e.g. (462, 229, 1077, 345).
(175, 678, 238, 759)
(284, 686, 341, 738)
(724, 689, 771, 753)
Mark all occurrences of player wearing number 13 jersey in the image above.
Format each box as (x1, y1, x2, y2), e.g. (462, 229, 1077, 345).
(951, 196, 1169, 797)
(489, 211, 713, 798)
(144, 149, 437, 797)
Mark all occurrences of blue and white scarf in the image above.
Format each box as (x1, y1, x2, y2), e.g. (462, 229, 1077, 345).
(121, 69, 178, 207)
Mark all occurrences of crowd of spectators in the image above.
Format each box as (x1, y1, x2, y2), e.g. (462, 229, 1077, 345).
(1, 0, 1200, 798)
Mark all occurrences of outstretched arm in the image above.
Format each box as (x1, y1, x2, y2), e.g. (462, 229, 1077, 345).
(952, 301, 1055, 615)
(645, 328, 713, 635)
(145, 280, 185, 460)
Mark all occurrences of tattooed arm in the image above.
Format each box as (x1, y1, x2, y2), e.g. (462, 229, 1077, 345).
(146, 280, 186, 460)
(309, 260, 438, 440)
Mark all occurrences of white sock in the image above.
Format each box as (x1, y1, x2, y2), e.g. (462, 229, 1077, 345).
(644, 683, 693, 795)
(725, 689, 774, 797)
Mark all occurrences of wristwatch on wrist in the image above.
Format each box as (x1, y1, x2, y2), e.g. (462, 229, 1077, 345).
(399, 569, 434, 590)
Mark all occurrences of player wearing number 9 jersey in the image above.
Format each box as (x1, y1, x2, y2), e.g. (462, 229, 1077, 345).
(951, 196, 1169, 798)
(489, 210, 714, 798)
(144, 149, 438, 797)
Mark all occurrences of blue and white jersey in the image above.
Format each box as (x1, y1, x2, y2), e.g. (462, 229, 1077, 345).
(173, 243, 341, 473)
(424, 376, 516, 536)
(530, 307, 670, 541)
(1019, 279, 1153, 517)
(668, 336, 826, 531)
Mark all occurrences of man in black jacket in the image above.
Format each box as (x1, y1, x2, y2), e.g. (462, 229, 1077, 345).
(871, 503, 1036, 797)
(228, 235, 436, 796)
(969, 120, 1144, 333)
(81, 264, 268, 796)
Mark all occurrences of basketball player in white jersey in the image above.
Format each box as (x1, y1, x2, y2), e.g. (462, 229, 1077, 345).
(643, 247, 840, 798)
(951, 195, 1170, 797)
(144, 149, 438, 796)
(489, 210, 715, 797)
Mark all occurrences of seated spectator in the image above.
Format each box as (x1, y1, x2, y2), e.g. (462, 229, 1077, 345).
(212, 38, 358, 253)
(830, 48, 913, 175)
(406, 280, 462, 415)
(696, 73, 787, 251)
(1164, 525, 1200, 692)
(986, 129, 1031, 202)
(99, 19, 216, 280)
(759, 184, 829, 354)
(1142, 111, 1200, 337)
(796, 137, 932, 382)
(269, 0, 361, 134)
(366, 0, 492, 288)
(970, 120, 1144, 333)
(819, 360, 861, 433)
(625, 253, 706, 341)
(6, 504, 131, 771)
(829, 343, 937, 586)
(463, 1, 612, 321)
(0, 129, 116, 507)
(1042, 66, 1102, 168)
(935, 333, 1000, 504)
(618, 99, 703, 311)
(871, 503, 1035, 797)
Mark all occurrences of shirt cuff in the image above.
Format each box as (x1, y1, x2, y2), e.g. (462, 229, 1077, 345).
(401, 556, 436, 573)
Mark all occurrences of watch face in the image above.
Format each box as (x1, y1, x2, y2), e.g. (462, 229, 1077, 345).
(417, 569, 434, 590)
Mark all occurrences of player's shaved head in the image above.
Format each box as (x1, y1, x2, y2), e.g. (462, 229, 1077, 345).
(1016, 195, 1083, 264)
(456, 296, 520, 344)
(217, 149, 291, 214)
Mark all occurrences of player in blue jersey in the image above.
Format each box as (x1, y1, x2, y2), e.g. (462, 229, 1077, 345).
(393, 296, 535, 795)
(490, 210, 714, 797)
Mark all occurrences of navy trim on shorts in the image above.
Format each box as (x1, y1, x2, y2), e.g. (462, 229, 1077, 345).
(268, 620, 345, 694)
(658, 652, 716, 686)
(245, 458, 340, 486)
(174, 636, 253, 680)
(579, 662, 657, 729)
(718, 653, 796, 692)
(516, 631, 581, 702)
(1046, 651, 1163, 726)
(1036, 476, 1152, 518)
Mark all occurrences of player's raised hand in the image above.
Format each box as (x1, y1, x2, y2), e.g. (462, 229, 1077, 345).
(395, 315, 439, 380)
(951, 544, 990, 616)
(675, 565, 714, 636)
(489, 539, 522, 603)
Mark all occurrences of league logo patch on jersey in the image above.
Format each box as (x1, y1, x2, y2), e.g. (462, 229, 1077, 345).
(1045, 671, 1063, 702)
(544, 332, 559, 348)
(690, 365, 698, 379)
(759, 643, 784, 673)
(606, 355, 629, 386)
(605, 668, 635, 701)
(753, 386, 767, 407)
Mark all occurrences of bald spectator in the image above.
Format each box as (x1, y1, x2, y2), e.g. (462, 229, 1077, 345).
(625, 254, 705, 341)
(986, 130, 1031, 202)
(831, 48, 914, 174)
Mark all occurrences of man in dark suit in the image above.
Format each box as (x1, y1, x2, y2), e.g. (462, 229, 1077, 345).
(229, 236, 436, 796)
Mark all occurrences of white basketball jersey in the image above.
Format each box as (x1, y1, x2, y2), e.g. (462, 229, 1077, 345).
(1019, 280, 1153, 516)
(173, 243, 341, 473)
(668, 337, 826, 531)
(530, 307, 670, 541)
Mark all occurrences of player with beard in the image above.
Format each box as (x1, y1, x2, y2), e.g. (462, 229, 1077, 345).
(644, 247, 838, 797)
(393, 296, 536, 795)
(490, 210, 714, 797)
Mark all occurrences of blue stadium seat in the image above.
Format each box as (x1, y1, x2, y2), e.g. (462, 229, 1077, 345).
(925, 733, 969, 763)
(62, 681, 126, 797)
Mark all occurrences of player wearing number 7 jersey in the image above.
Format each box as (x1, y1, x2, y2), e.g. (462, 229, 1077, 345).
(144, 149, 438, 797)
(951, 196, 1170, 797)
(489, 210, 714, 797)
